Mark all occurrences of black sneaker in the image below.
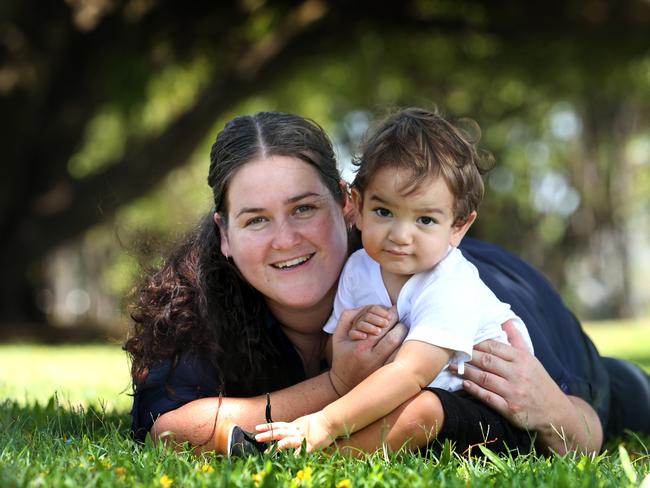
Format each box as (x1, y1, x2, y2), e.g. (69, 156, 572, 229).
(227, 425, 268, 457)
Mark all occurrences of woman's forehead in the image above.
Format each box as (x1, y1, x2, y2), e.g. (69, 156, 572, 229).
(226, 155, 331, 212)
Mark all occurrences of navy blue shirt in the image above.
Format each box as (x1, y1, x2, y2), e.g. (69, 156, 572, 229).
(130, 238, 611, 442)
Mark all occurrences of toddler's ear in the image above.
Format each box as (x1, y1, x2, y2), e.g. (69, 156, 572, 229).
(450, 211, 477, 247)
(350, 188, 364, 231)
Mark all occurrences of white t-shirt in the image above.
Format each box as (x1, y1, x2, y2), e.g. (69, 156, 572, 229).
(324, 247, 534, 392)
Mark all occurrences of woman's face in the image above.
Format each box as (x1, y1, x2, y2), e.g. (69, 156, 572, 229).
(218, 155, 351, 321)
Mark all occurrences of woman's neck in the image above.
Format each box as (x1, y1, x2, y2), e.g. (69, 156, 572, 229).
(266, 286, 336, 377)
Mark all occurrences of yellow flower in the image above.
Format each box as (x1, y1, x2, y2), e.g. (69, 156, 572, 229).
(294, 466, 312, 482)
(252, 471, 266, 486)
(336, 480, 351, 488)
(115, 467, 126, 478)
(200, 464, 214, 474)
(159, 474, 174, 488)
(100, 459, 112, 470)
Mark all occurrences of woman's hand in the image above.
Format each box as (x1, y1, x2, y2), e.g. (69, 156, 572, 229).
(457, 321, 565, 431)
(330, 307, 407, 395)
(458, 321, 602, 453)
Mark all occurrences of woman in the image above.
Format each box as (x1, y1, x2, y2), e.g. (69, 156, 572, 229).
(125, 111, 650, 456)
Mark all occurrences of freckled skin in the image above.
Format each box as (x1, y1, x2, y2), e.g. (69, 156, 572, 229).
(218, 155, 350, 333)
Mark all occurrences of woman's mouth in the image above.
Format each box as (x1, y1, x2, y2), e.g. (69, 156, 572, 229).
(271, 253, 315, 270)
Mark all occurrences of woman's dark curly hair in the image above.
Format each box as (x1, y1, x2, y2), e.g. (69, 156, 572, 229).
(124, 112, 344, 392)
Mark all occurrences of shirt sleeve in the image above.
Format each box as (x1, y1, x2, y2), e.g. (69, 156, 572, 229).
(130, 353, 221, 442)
(405, 272, 482, 362)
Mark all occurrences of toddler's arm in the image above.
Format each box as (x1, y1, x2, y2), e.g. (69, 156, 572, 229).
(255, 340, 452, 452)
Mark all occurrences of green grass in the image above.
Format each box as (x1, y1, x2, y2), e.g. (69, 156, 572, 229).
(1, 397, 648, 487)
(1, 318, 650, 486)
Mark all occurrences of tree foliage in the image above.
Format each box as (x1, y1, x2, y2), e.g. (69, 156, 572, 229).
(2, 0, 650, 324)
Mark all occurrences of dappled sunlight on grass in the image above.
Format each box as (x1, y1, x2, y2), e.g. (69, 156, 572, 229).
(584, 316, 650, 372)
(0, 316, 648, 414)
(0, 344, 131, 412)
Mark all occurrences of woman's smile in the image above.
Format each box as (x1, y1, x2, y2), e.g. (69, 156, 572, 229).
(270, 252, 316, 270)
(219, 155, 349, 320)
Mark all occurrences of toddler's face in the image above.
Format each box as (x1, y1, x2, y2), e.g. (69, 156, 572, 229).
(354, 167, 473, 278)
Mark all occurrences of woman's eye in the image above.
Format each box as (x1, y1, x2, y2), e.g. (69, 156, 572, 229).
(373, 207, 392, 218)
(417, 216, 436, 226)
(244, 216, 268, 227)
(294, 204, 316, 216)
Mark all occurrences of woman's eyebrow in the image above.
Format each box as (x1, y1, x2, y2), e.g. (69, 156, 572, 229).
(285, 191, 321, 204)
(234, 192, 323, 218)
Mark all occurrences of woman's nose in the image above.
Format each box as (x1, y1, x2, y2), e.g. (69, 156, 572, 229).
(270, 219, 301, 249)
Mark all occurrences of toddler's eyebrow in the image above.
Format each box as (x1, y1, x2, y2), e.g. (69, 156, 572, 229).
(369, 194, 446, 215)
(369, 194, 392, 205)
(416, 207, 445, 215)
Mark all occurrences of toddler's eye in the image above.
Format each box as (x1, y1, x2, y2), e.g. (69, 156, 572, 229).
(417, 216, 436, 225)
(373, 207, 392, 218)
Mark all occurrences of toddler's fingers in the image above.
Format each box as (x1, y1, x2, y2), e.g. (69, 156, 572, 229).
(359, 311, 392, 328)
(255, 426, 300, 442)
(255, 421, 292, 432)
(352, 320, 382, 336)
(277, 437, 303, 451)
(348, 329, 367, 341)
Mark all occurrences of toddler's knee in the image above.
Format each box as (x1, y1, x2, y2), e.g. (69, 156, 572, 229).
(403, 390, 445, 437)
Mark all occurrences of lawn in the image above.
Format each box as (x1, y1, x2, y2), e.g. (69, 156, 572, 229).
(1, 319, 649, 486)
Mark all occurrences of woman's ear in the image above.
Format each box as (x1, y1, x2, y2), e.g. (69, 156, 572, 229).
(213, 212, 231, 258)
(350, 187, 364, 231)
(450, 211, 477, 247)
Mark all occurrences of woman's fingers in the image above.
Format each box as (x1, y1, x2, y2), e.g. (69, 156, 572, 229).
(472, 338, 518, 363)
(465, 347, 513, 378)
(372, 321, 407, 356)
(461, 378, 510, 416)
(501, 320, 529, 350)
(458, 362, 511, 397)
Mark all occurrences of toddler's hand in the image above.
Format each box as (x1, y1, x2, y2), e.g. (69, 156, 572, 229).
(349, 305, 397, 341)
(255, 411, 335, 453)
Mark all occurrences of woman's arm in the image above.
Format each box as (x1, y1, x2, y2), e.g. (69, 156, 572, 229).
(152, 372, 339, 454)
(459, 321, 603, 454)
(255, 341, 451, 451)
(150, 309, 408, 454)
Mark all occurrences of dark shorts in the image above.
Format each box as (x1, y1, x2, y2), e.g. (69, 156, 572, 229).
(426, 388, 535, 456)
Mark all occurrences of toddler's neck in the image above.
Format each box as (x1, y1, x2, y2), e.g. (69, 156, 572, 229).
(380, 268, 412, 305)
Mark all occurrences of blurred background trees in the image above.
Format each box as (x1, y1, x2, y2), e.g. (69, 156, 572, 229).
(2, 0, 650, 337)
